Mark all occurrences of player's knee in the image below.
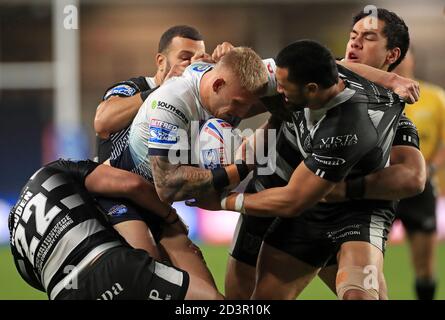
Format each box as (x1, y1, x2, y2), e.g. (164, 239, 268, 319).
(342, 289, 376, 300)
(336, 266, 380, 300)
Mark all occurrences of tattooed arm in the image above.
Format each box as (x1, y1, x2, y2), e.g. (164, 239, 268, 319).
(150, 155, 216, 203)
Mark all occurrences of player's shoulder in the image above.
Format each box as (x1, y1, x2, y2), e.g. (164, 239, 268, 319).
(103, 76, 150, 100)
(185, 61, 214, 75)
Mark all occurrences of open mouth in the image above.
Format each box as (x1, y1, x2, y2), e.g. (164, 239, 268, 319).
(347, 52, 360, 61)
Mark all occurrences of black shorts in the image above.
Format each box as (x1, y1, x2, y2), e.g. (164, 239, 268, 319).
(229, 214, 276, 266)
(55, 246, 189, 300)
(396, 179, 437, 233)
(264, 207, 394, 268)
(95, 196, 164, 242)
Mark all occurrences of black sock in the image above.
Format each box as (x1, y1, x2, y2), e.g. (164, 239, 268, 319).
(415, 278, 437, 300)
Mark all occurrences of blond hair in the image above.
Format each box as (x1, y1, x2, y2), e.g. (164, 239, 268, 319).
(218, 47, 268, 95)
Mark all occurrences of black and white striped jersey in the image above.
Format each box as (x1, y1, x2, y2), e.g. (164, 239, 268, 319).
(8, 159, 123, 299)
(96, 76, 157, 163)
(254, 64, 407, 192)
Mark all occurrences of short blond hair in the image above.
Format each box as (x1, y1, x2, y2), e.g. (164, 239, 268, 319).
(218, 47, 268, 94)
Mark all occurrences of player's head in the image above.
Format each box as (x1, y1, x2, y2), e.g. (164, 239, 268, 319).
(205, 47, 268, 123)
(156, 25, 205, 82)
(345, 8, 410, 71)
(275, 40, 338, 109)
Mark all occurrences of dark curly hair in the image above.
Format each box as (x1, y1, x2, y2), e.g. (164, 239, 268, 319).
(352, 8, 410, 71)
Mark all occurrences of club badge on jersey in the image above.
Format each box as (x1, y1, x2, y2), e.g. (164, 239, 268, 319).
(195, 118, 243, 169)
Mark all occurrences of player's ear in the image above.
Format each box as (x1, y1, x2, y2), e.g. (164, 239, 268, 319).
(386, 47, 401, 65)
(305, 83, 319, 96)
(213, 78, 226, 93)
(156, 53, 167, 71)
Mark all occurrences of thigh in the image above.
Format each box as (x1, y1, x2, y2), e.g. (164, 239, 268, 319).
(225, 256, 256, 299)
(252, 242, 320, 300)
(159, 225, 223, 300)
(229, 214, 276, 267)
(113, 220, 160, 259)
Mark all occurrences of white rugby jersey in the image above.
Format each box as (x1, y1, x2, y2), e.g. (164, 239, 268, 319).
(124, 59, 277, 181)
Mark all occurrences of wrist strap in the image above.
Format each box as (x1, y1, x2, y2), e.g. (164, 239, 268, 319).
(234, 193, 245, 214)
(345, 177, 366, 200)
(236, 161, 250, 181)
(212, 167, 230, 191)
(220, 191, 230, 210)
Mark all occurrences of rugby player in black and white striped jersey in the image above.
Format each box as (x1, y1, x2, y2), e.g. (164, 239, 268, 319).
(9, 159, 222, 300)
(94, 25, 207, 164)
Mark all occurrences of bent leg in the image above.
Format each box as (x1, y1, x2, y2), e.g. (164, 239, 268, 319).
(160, 225, 223, 300)
(251, 243, 319, 300)
(225, 257, 256, 299)
(114, 220, 161, 260)
(336, 241, 384, 300)
(225, 214, 275, 299)
(319, 263, 388, 299)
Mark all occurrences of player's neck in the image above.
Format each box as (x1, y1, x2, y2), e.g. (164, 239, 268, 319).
(153, 72, 163, 87)
(308, 79, 345, 109)
(199, 71, 213, 113)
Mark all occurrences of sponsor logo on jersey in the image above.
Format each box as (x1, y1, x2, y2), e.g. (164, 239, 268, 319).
(312, 154, 346, 166)
(192, 64, 211, 72)
(149, 119, 179, 144)
(107, 204, 128, 217)
(201, 148, 224, 169)
(156, 101, 189, 124)
(151, 100, 157, 109)
(320, 134, 358, 149)
(104, 84, 136, 99)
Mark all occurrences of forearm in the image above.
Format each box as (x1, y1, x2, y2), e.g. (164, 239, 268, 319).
(337, 60, 398, 88)
(85, 165, 171, 219)
(225, 165, 335, 218)
(364, 163, 424, 199)
(242, 188, 302, 218)
(94, 95, 143, 138)
(151, 157, 215, 203)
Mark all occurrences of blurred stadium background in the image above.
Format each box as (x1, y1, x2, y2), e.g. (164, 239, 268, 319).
(1, 0, 444, 299)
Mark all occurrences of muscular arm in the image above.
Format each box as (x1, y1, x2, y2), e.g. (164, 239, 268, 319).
(225, 162, 336, 218)
(365, 146, 426, 199)
(326, 145, 426, 201)
(337, 61, 420, 103)
(150, 156, 215, 203)
(85, 164, 172, 220)
(94, 94, 144, 139)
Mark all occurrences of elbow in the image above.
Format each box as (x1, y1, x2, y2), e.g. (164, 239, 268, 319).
(122, 175, 146, 197)
(282, 202, 303, 218)
(94, 102, 111, 139)
(404, 174, 426, 197)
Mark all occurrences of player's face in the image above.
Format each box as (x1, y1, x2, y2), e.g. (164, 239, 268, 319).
(345, 18, 392, 70)
(159, 36, 206, 79)
(166, 36, 205, 66)
(275, 67, 307, 110)
(210, 76, 258, 123)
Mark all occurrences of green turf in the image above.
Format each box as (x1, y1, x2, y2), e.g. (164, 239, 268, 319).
(1, 243, 444, 300)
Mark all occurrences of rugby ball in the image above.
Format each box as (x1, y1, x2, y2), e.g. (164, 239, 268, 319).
(195, 118, 243, 169)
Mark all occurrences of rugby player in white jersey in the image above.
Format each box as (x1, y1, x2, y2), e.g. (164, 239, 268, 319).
(112, 47, 274, 203)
